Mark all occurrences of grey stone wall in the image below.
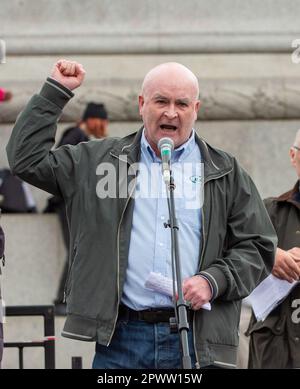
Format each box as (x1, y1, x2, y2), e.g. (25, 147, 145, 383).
(1, 0, 300, 54)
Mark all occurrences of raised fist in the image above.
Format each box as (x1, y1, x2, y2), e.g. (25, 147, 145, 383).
(50, 59, 86, 91)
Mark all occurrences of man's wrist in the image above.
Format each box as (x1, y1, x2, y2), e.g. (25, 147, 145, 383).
(196, 274, 214, 300)
(197, 267, 228, 301)
(39, 77, 74, 110)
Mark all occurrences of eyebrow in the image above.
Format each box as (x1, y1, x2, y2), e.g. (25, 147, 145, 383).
(152, 94, 168, 101)
(175, 98, 190, 105)
(152, 94, 191, 104)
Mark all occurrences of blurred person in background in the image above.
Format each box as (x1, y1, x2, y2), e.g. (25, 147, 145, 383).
(0, 88, 36, 213)
(57, 102, 108, 147)
(247, 129, 300, 369)
(0, 87, 12, 103)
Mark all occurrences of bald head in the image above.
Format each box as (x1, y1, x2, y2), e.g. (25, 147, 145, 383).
(290, 129, 300, 179)
(141, 62, 199, 101)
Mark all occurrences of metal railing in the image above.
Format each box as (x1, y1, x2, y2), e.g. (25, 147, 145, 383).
(4, 305, 55, 369)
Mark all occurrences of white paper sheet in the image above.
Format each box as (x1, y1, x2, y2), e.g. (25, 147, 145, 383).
(244, 274, 300, 321)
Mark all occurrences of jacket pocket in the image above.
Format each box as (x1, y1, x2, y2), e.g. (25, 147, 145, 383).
(63, 243, 78, 302)
(246, 307, 289, 368)
(245, 304, 286, 337)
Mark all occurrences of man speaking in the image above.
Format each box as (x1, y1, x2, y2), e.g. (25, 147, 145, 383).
(6, 60, 276, 369)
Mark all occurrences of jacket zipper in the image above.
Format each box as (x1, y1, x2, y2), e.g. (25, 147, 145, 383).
(63, 243, 78, 303)
(107, 152, 137, 346)
(193, 167, 233, 369)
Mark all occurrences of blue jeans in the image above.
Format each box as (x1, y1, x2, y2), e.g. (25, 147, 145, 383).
(92, 319, 197, 369)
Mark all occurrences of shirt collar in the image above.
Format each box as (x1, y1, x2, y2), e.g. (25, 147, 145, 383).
(141, 128, 196, 163)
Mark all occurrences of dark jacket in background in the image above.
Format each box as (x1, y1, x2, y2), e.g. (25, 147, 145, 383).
(57, 126, 89, 148)
(247, 182, 300, 369)
(0, 169, 37, 213)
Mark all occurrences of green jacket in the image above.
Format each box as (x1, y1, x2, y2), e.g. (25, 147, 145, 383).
(247, 183, 300, 369)
(6, 79, 276, 368)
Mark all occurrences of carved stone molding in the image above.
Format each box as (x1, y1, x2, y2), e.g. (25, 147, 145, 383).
(1, 78, 300, 122)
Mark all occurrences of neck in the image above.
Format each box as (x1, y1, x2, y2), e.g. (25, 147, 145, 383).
(144, 132, 160, 157)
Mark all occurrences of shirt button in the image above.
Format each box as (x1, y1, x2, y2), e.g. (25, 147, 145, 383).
(159, 243, 163, 247)
(161, 216, 165, 220)
(294, 337, 300, 342)
(276, 326, 281, 332)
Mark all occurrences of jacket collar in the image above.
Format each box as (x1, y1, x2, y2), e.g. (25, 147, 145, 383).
(110, 127, 143, 165)
(194, 135, 233, 182)
(110, 127, 233, 180)
(277, 181, 300, 209)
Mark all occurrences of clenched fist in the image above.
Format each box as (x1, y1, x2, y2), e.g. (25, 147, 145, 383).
(50, 59, 86, 91)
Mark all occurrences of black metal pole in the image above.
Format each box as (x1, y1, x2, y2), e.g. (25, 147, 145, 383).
(166, 174, 192, 369)
(44, 306, 55, 369)
(72, 356, 83, 369)
(19, 346, 24, 369)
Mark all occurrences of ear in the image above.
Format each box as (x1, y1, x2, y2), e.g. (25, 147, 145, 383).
(138, 95, 144, 116)
(194, 100, 201, 120)
(290, 147, 296, 167)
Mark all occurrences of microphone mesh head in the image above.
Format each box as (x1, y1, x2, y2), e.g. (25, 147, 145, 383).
(157, 137, 174, 152)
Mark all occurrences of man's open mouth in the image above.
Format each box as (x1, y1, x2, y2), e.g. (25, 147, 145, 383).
(160, 124, 177, 131)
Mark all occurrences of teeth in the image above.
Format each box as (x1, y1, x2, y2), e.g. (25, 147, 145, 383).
(160, 125, 177, 130)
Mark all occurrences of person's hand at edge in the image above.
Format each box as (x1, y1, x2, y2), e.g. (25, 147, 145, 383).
(272, 247, 300, 283)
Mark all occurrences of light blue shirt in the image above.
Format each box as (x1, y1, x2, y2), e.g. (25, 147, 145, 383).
(121, 129, 203, 310)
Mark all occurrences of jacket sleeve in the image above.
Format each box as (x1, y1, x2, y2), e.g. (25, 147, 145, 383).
(6, 79, 82, 199)
(199, 159, 277, 301)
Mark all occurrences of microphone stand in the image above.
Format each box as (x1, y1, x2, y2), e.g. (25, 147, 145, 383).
(164, 171, 192, 369)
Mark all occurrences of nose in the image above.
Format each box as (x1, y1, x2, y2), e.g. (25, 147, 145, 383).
(163, 104, 178, 119)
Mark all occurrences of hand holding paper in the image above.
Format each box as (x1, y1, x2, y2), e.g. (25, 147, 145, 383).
(145, 272, 211, 311)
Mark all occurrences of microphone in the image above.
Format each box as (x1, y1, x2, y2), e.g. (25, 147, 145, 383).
(157, 137, 174, 183)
